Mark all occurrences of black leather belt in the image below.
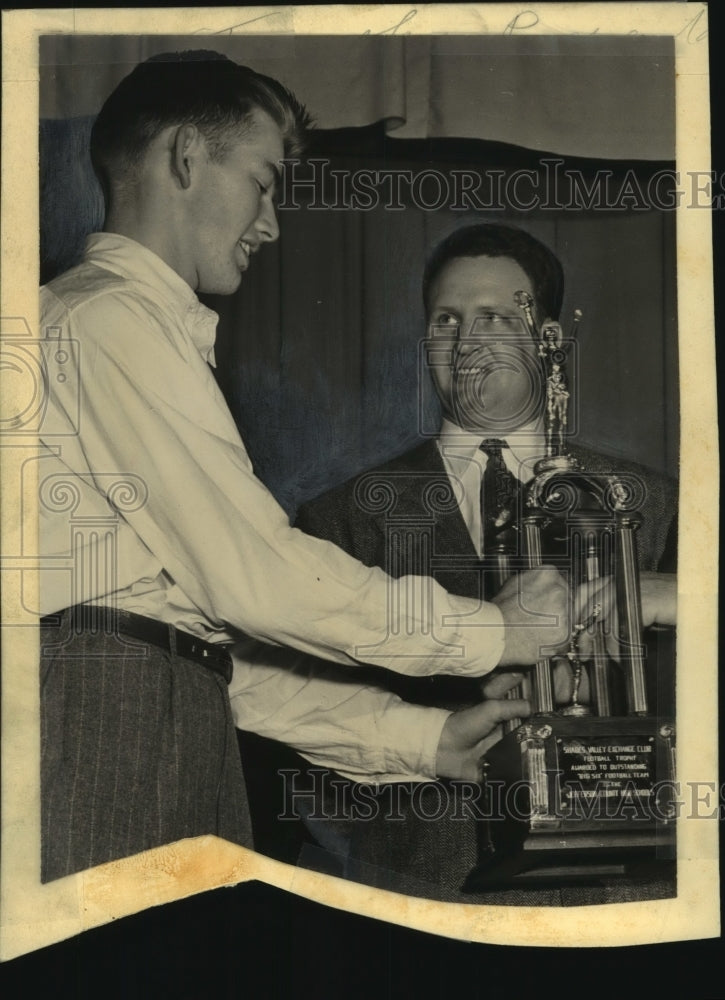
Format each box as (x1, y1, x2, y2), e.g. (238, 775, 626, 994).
(40, 607, 233, 684)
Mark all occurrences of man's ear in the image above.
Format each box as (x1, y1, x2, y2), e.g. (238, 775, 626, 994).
(170, 124, 202, 190)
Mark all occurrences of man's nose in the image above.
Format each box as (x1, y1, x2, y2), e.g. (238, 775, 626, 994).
(255, 198, 280, 244)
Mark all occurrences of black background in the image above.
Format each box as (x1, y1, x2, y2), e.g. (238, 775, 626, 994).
(1, 877, 724, 997)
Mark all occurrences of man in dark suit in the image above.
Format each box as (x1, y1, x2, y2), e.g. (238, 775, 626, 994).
(241, 223, 677, 904)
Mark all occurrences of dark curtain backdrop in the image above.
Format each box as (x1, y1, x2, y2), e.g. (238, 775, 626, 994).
(40, 34, 674, 160)
(39, 36, 678, 517)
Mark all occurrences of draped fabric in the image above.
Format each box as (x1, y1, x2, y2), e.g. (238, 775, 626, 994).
(39, 33, 674, 160)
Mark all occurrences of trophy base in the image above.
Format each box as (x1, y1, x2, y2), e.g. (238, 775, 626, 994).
(464, 714, 676, 892)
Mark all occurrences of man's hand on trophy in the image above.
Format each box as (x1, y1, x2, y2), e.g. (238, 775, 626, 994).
(569, 574, 616, 660)
(436, 672, 531, 780)
(640, 572, 677, 627)
(492, 569, 623, 666)
(483, 660, 591, 706)
(492, 566, 571, 666)
(572, 572, 676, 662)
(551, 657, 591, 703)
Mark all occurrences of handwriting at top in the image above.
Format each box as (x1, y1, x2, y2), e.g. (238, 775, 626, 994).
(675, 7, 708, 44)
(189, 2, 707, 43)
(503, 11, 539, 35)
(193, 10, 287, 35)
(193, 7, 419, 37)
(503, 5, 707, 42)
(362, 9, 418, 36)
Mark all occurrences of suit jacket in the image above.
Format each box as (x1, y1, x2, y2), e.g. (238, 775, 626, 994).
(296, 437, 676, 580)
(295, 438, 677, 710)
(244, 437, 677, 905)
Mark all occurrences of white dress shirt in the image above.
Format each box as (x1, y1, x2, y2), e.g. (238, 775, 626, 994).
(436, 417, 546, 555)
(38, 234, 510, 782)
(231, 420, 550, 782)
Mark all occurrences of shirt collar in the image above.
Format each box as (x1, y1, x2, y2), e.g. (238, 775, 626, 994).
(83, 233, 220, 365)
(438, 417, 548, 480)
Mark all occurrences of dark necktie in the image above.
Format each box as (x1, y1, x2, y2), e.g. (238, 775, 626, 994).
(479, 439, 520, 547)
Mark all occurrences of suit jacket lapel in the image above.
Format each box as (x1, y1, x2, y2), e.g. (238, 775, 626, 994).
(392, 439, 478, 559)
(384, 439, 482, 600)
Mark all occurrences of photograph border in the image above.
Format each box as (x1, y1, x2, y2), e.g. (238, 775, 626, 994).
(1, 3, 718, 960)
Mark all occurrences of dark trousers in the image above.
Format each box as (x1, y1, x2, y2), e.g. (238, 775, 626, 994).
(40, 613, 252, 882)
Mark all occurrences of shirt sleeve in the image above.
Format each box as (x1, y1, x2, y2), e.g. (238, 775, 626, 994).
(46, 289, 505, 677)
(229, 638, 450, 783)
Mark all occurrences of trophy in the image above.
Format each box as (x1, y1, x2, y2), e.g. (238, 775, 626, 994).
(463, 292, 676, 890)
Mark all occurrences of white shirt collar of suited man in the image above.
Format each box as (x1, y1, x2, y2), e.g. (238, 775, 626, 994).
(437, 417, 545, 556)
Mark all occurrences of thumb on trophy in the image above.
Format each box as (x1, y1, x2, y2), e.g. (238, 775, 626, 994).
(571, 575, 617, 660)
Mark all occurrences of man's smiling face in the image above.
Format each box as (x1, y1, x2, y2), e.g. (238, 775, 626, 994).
(185, 109, 284, 295)
(426, 255, 545, 434)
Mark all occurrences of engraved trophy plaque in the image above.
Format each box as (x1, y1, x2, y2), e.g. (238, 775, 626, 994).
(464, 292, 676, 890)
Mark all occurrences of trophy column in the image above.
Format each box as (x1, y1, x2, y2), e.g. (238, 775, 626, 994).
(615, 514, 648, 715)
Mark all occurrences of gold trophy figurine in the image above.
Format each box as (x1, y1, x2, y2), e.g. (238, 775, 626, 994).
(546, 364, 569, 455)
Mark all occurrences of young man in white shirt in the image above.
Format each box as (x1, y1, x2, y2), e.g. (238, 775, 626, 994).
(40, 55, 586, 881)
